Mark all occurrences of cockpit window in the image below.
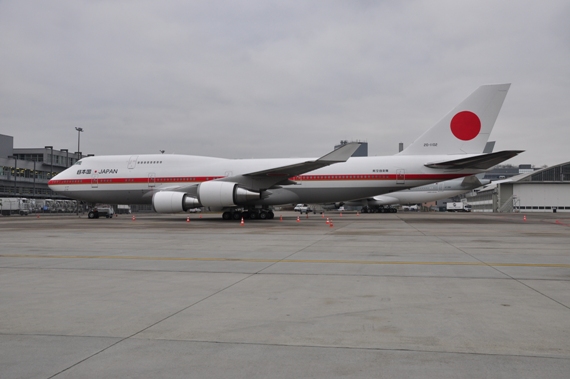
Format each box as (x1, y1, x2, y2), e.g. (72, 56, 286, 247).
(74, 160, 83, 166)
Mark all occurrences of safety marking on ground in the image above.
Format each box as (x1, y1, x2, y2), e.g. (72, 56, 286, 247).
(1, 254, 570, 268)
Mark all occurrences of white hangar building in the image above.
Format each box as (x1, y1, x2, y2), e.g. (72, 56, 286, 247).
(467, 161, 570, 213)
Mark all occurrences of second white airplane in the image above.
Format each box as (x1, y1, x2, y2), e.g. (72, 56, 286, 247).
(49, 84, 522, 220)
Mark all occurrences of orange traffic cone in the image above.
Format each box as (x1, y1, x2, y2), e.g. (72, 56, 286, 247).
(340, 212, 343, 217)
(280, 215, 283, 222)
(199, 214, 202, 219)
(296, 216, 300, 222)
(523, 215, 527, 222)
(186, 216, 190, 223)
(329, 221, 334, 228)
(132, 215, 136, 221)
(321, 213, 324, 218)
(356, 211, 360, 216)
(240, 217, 244, 226)
(326, 217, 330, 224)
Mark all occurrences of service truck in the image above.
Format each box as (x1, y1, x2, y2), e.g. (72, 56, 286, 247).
(87, 206, 115, 219)
(0, 198, 31, 216)
(446, 202, 472, 212)
(116, 205, 131, 214)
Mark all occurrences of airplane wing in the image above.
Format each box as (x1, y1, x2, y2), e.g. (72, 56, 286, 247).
(218, 142, 361, 190)
(244, 142, 360, 177)
(425, 150, 524, 170)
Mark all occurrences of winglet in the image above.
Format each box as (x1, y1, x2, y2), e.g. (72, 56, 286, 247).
(318, 142, 361, 163)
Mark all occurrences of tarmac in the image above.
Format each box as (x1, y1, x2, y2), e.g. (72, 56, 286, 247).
(1, 211, 569, 378)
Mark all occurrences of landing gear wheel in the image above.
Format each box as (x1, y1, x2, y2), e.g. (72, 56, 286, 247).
(267, 211, 274, 219)
(259, 212, 267, 220)
(249, 212, 257, 220)
(88, 211, 95, 219)
(232, 212, 242, 220)
(222, 211, 232, 220)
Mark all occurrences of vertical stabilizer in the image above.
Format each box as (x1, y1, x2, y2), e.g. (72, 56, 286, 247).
(398, 84, 510, 155)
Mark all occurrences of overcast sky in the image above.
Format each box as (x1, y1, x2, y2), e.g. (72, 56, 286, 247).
(1, 0, 569, 166)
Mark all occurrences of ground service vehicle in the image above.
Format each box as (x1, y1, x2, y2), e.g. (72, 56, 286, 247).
(446, 202, 472, 212)
(88, 206, 115, 219)
(0, 198, 30, 216)
(116, 204, 131, 214)
(294, 204, 314, 214)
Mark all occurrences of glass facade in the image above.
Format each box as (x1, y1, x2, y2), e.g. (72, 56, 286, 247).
(529, 163, 570, 182)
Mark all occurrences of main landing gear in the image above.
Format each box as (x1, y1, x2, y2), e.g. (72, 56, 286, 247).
(360, 206, 398, 214)
(222, 208, 275, 221)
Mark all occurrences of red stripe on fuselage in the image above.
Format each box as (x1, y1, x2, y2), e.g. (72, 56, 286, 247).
(48, 173, 468, 186)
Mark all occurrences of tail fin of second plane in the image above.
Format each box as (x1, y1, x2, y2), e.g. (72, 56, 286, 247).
(399, 84, 510, 156)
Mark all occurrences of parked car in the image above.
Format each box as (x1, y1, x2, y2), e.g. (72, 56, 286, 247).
(293, 204, 314, 214)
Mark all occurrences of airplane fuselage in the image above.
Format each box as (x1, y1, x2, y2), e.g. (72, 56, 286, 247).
(49, 154, 483, 206)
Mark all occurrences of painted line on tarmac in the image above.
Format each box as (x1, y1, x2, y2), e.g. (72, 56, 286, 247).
(1, 254, 570, 268)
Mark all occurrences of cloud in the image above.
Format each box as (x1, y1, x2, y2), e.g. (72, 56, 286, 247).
(1, 0, 569, 166)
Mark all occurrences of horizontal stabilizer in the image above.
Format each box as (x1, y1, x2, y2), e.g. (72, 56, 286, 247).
(425, 150, 524, 170)
(460, 175, 483, 187)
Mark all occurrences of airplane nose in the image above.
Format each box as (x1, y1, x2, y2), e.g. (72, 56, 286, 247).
(48, 173, 60, 190)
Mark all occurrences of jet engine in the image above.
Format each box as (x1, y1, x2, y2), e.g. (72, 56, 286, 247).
(152, 191, 201, 213)
(152, 182, 260, 213)
(197, 181, 260, 207)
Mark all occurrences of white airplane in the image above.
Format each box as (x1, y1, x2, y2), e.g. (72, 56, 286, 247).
(355, 176, 489, 212)
(340, 142, 496, 213)
(49, 84, 522, 220)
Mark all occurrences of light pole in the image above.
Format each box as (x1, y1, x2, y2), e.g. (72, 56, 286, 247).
(8, 155, 16, 195)
(61, 149, 69, 168)
(45, 146, 53, 180)
(75, 127, 83, 159)
(33, 160, 36, 197)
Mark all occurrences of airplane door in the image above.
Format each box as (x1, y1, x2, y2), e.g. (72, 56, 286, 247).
(148, 173, 156, 188)
(396, 169, 405, 184)
(91, 173, 99, 188)
(128, 156, 138, 169)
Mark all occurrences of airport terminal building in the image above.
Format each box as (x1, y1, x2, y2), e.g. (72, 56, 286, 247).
(0, 134, 85, 199)
(467, 162, 570, 213)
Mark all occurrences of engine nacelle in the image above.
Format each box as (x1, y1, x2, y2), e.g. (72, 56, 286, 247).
(198, 181, 260, 207)
(152, 191, 201, 213)
(152, 183, 260, 213)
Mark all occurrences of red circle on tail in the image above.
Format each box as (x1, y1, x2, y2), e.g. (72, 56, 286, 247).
(450, 111, 481, 141)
